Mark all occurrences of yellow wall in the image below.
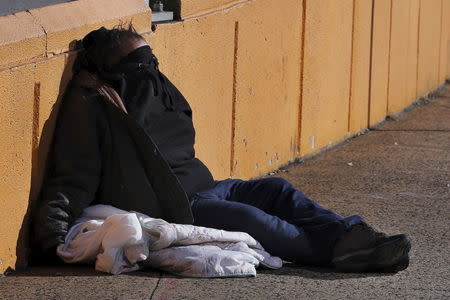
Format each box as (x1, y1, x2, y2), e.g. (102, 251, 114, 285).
(369, 0, 391, 126)
(0, 11, 46, 68)
(439, 0, 450, 82)
(228, 0, 302, 178)
(388, 0, 418, 114)
(348, 0, 373, 134)
(180, 0, 238, 19)
(417, 0, 443, 96)
(0, 0, 448, 273)
(447, 0, 450, 79)
(0, 65, 35, 273)
(147, 0, 302, 179)
(406, 0, 421, 106)
(300, 0, 354, 155)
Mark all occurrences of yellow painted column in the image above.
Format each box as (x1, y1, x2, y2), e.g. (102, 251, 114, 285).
(231, 0, 302, 178)
(406, 0, 420, 106)
(439, 0, 449, 82)
(300, 0, 354, 155)
(446, 0, 450, 79)
(149, 0, 303, 180)
(369, 0, 391, 126)
(388, 0, 411, 115)
(348, 0, 373, 134)
(417, 0, 443, 97)
(447, 0, 450, 79)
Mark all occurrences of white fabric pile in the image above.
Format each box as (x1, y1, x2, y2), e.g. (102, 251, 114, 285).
(56, 205, 282, 277)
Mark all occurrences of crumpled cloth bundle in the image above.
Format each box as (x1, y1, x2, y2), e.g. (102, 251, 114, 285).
(57, 205, 282, 277)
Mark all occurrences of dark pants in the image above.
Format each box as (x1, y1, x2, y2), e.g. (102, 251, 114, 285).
(190, 177, 362, 266)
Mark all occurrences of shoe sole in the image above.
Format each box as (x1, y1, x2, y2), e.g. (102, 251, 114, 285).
(333, 234, 411, 273)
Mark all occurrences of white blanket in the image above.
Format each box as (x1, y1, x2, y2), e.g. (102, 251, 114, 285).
(56, 205, 282, 277)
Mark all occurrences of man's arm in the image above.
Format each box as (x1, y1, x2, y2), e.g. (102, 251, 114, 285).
(34, 86, 104, 252)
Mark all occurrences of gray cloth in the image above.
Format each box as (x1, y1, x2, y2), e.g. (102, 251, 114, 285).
(57, 204, 283, 277)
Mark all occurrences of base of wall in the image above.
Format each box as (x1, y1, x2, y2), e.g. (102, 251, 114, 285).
(257, 80, 450, 179)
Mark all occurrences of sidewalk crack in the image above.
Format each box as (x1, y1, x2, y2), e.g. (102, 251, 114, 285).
(149, 272, 163, 300)
(26, 10, 48, 57)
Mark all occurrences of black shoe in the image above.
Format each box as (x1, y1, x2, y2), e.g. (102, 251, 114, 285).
(332, 224, 411, 273)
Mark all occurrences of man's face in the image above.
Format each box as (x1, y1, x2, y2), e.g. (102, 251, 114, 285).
(117, 37, 149, 63)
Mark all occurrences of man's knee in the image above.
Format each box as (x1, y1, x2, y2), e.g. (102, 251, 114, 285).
(257, 177, 293, 192)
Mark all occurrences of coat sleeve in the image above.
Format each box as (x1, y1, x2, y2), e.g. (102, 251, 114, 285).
(34, 86, 104, 252)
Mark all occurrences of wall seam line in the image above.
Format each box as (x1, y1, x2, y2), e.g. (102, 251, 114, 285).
(415, 0, 422, 98)
(437, 0, 444, 81)
(385, 0, 393, 117)
(406, 0, 412, 105)
(26, 10, 48, 57)
(367, 0, 375, 127)
(230, 21, 239, 178)
(347, 0, 357, 133)
(297, 0, 307, 156)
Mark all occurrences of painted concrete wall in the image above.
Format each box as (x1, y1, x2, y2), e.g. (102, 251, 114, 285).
(180, 0, 238, 19)
(0, 0, 448, 274)
(300, 0, 354, 155)
(369, 0, 391, 126)
(146, 0, 302, 179)
(440, 0, 450, 81)
(417, 0, 443, 97)
(447, 0, 450, 79)
(227, 0, 301, 178)
(0, 0, 72, 17)
(388, 0, 418, 114)
(348, 0, 372, 135)
(406, 0, 421, 107)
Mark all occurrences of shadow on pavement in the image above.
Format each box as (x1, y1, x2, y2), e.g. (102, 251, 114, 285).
(258, 263, 389, 280)
(7, 265, 161, 278)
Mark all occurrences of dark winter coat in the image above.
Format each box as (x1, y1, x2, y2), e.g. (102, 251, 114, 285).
(33, 80, 196, 252)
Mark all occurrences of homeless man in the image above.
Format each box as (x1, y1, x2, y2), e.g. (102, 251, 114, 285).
(33, 26, 411, 273)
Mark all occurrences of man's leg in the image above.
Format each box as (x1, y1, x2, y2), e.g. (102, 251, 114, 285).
(191, 178, 361, 266)
(191, 178, 410, 271)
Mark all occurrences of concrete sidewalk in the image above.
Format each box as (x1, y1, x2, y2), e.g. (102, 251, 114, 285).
(1, 84, 449, 299)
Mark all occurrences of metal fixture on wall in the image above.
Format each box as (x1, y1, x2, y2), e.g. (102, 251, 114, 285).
(148, 0, 174, 23)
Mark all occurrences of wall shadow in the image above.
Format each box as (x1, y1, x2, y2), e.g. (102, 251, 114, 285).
(15, 40, 81, 269)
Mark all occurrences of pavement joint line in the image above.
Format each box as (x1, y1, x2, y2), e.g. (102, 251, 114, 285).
(149, 272, 163, 300)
